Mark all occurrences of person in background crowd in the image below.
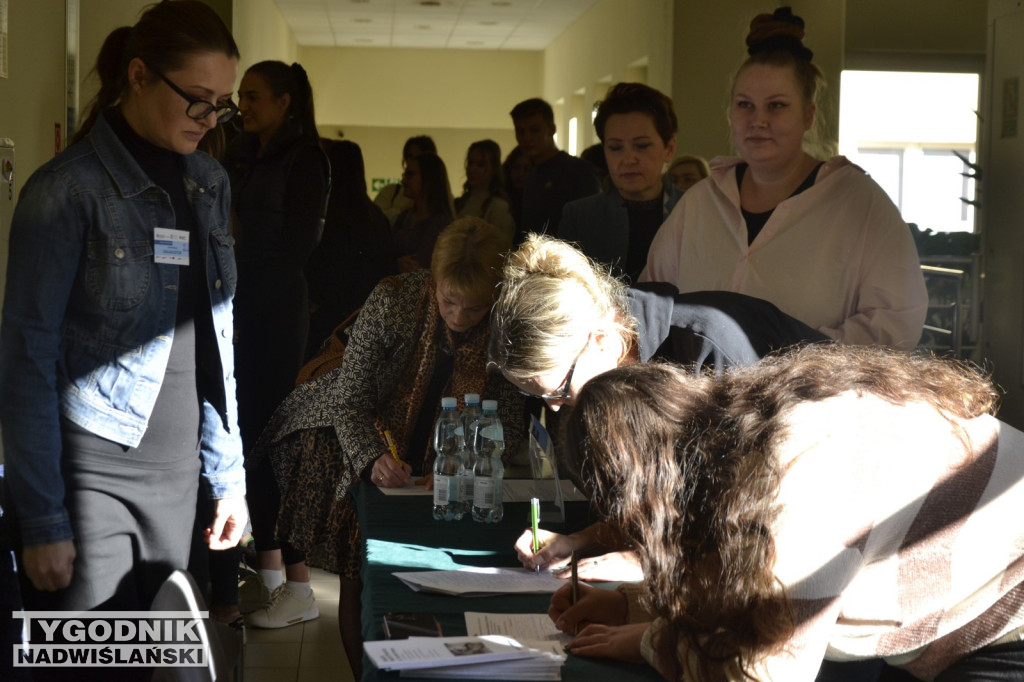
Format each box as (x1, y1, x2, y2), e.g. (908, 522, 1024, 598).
(305, 139, 397, 360)
(221, 59, 330, 628)
(580, 142, 610, 191)
(393, 151, 455, 272)
(510, 97, 600, 242)
(0, 3, 247, 679)
(643, 7, 927, 349)
(503, 144, 534, 230)
(373, 134, 437, 225)
(666, 153, 709, 192)
(455, 139, 516, 244)
(559, 82, 682, 283)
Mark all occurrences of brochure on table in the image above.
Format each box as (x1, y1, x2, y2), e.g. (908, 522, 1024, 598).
(365, 612, 569, 680)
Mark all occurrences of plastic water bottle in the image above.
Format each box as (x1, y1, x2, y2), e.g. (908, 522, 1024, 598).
(471, 399, 504, 523)
(432, 397, 462, 521)
(456, 394, 482, 515)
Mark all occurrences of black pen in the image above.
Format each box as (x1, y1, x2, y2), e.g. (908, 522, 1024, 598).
(570, 550, 579, 635)
(570, 550, 578, 604)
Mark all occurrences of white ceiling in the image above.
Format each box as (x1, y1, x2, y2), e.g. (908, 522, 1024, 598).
(272, 0, 600, 50)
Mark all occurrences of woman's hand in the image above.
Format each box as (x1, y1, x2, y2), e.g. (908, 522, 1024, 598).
(549, 582, 628, 634)
(514, 528, 576, 571)
(415, 473, 434, 491)
(23, 540, 76, 591)
(371, 453, 412, 487)
(552, 551, 644, 582)
(207, 496, 249, 550)
(566, 622, 649, 662)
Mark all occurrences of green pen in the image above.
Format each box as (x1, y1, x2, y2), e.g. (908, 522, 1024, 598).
(530, 497, 540, 573)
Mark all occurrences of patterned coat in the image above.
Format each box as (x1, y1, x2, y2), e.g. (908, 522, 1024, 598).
(256, 269, 526, 500)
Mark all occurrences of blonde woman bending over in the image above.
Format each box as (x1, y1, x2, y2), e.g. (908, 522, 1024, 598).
(489, 234, 826, 581)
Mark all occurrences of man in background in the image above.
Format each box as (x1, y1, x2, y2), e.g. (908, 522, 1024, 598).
(511, 98, 599, 243)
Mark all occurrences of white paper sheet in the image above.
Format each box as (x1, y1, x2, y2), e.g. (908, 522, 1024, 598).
(465, 612, 571, 647)
(393, 566, 567, 596)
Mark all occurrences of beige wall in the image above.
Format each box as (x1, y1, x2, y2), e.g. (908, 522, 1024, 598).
(0, 0, 68, 199)
(232, 0, 296, 71)
(301, 45, 541, 188)
(79, 0, 151, 134)
(0, 0, 67, 461)
(846, 0, 986, 64)
(543, 0, 674, 151)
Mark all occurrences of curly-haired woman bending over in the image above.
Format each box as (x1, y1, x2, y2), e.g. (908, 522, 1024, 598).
(552, 345, 1024, 681)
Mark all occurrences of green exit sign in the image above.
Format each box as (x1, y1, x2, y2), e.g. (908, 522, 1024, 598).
(371, 177, 400, 192)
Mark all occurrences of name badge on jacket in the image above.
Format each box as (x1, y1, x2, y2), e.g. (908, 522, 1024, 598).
(154, 227, 189, 265)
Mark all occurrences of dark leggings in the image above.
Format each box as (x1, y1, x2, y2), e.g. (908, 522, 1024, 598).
(201, 458, 306, 607)
(247, 458, 305, 564)
(934, 639, 1024, 681)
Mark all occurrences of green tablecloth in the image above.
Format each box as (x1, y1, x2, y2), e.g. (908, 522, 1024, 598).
(354, 482, 663, 682)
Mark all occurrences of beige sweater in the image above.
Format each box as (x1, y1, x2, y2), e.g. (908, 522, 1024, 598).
(625, 393, 1024, 681)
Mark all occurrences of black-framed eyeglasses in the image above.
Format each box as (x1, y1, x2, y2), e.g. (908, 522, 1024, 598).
(152, 69, 238, 124)
(518, 338, 589, 402)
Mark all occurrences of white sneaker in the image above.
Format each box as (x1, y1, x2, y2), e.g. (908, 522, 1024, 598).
(245, 584, 319, 629)
(237, 565, 270, 614)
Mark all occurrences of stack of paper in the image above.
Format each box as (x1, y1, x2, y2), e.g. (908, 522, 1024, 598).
(364, 634, 566, 680)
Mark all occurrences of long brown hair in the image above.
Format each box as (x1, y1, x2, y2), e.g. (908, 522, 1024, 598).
(74, 1, 239, 144)
(566, 344, 997, 681)
(411, 152, 456, 221)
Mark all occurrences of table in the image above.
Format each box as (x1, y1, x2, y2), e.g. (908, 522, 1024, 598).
(355, 482, 663, 682)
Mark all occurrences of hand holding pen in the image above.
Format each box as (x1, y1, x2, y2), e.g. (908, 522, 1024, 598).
(372, 429, 412, 487)
(548, 579, 629, 635)
(514, 528, 574, 570)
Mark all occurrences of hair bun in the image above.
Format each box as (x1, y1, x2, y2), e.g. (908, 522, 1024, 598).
(746, 6, 813, 62)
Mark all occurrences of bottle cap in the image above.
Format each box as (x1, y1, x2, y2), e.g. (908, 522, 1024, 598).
(482, 399, 498, 411)
(464, 393, 481, 405)
(441, 397, 457, 408)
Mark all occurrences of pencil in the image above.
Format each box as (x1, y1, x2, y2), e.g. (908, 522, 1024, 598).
(383, 429, 404, 465)
(530, 497, 540, 573)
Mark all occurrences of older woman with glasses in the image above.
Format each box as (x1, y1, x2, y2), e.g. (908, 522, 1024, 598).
(0, 2, 247, 660)
(252, 218, 523, 676)
(489, 234, 826, 581)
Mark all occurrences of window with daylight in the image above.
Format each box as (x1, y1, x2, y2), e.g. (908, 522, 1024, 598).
(838, 71, 980, 233)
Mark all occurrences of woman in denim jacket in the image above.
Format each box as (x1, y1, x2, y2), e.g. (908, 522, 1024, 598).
(0, 0, 247, 627)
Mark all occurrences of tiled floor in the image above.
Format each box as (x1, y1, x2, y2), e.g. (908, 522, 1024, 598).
(242, 568, 355, 682)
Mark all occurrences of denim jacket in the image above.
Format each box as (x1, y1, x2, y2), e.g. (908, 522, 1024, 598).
(0, 111, 245, 546)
